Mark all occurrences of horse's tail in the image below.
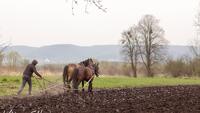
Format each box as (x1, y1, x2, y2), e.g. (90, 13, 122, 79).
(63, 65, 69, 86)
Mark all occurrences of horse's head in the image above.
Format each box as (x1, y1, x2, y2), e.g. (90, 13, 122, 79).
(93, 62, 100, 77)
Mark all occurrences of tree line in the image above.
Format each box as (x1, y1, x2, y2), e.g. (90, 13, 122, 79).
(0, 51, 29, 71)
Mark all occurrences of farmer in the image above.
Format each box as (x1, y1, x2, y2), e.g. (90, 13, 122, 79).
(17, 59, 42, 95)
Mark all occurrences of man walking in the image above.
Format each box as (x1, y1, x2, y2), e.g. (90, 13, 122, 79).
(17, 59, 42, 95)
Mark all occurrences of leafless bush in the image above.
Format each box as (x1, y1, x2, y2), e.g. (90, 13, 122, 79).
(164, 57, 193, 77)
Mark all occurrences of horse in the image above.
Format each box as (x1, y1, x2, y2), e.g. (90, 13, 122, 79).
(72, 62, 99, 93)
(62, 58, 94, 89)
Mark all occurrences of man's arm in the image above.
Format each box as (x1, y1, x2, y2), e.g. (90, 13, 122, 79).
(32, 66, 42, 78)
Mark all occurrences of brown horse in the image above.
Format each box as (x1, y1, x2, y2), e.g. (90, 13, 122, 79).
(63, 58, 94, 88)
(72, 62, 99, 92)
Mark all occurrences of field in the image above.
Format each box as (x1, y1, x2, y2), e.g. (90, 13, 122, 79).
(1, 85, 200, 113)
(1, 75, 200, 112)
(1, 75, 200, 96)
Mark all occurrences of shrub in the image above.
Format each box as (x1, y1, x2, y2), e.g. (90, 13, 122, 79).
(2, 78, 7, 82)
(164, 58, 191, 77)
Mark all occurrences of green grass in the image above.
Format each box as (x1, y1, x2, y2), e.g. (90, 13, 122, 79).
(0, 75, 62, 96)
(1, 75, 200, 96)
(93, 76, 200, 88)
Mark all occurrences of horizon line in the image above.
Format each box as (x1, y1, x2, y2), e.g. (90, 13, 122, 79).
(10, 43, 193, 48)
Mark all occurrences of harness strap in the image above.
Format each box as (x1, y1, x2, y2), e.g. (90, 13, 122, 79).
(82, 75, 94, 89)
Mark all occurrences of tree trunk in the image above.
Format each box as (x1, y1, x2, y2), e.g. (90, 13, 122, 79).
(147, 66, 153, 77)
(130, 59, 137, 77)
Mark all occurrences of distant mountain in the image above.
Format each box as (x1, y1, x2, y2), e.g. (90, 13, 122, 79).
(166, 45, 192, 58)
(4, 44, 192, 64)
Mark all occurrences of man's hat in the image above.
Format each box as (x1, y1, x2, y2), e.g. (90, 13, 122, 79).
(32, 59, 38, 65)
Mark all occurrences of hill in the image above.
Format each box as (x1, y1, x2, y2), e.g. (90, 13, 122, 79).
(5, 44, 192, 63)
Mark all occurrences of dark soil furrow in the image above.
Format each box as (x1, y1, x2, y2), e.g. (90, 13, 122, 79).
(0, 85, 200, 113)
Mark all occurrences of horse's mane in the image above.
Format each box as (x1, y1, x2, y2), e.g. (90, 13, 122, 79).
(78, 58, 93, 66)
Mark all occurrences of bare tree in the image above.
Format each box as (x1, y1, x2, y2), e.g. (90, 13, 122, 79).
(190, 38, 200, 58)
(191, 3, 200, 58)
(120, 26, 139, 77)
(195, 2, 200, 30)
(6, 51, 21, 70)
(0, 53, 4, 66)
(21, 58, 29, 68)
(0, 37, 10, 66)
(137, 15, 167, 77)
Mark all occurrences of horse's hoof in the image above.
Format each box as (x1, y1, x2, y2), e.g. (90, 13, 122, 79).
(67, 85, 71, 89)
(64, 84, 67, 87)
(73, 89, 78, 93)
(88, 91, 93, 95)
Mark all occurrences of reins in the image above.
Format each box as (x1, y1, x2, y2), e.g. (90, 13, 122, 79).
(33, 76, 78, 95)
(33, 75, 97, 95)
(34, 77, 46, 92)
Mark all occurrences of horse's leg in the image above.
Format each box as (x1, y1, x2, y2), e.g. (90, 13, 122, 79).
(67, 76, 73, 89)
(63, 79, 66, 87)
(73, 80, 82, 93)
(72, 79, 78, 93)
(71, 68, 79, 93)
(82, 81, 85, 92)
(63, 75, 66, 87)
(88, 81, 93, 92)
(72, 77, 77, 93)
(68, 71, 77, 88)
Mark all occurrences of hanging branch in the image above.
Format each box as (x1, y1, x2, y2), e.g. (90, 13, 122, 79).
(69, 0, 107, 15)
(91, 0, 107, 13)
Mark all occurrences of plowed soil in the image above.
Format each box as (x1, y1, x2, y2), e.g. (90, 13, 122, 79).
(1, 85, 200, 113)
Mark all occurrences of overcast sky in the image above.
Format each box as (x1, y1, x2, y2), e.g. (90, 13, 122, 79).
(0, 0, 199, 47)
